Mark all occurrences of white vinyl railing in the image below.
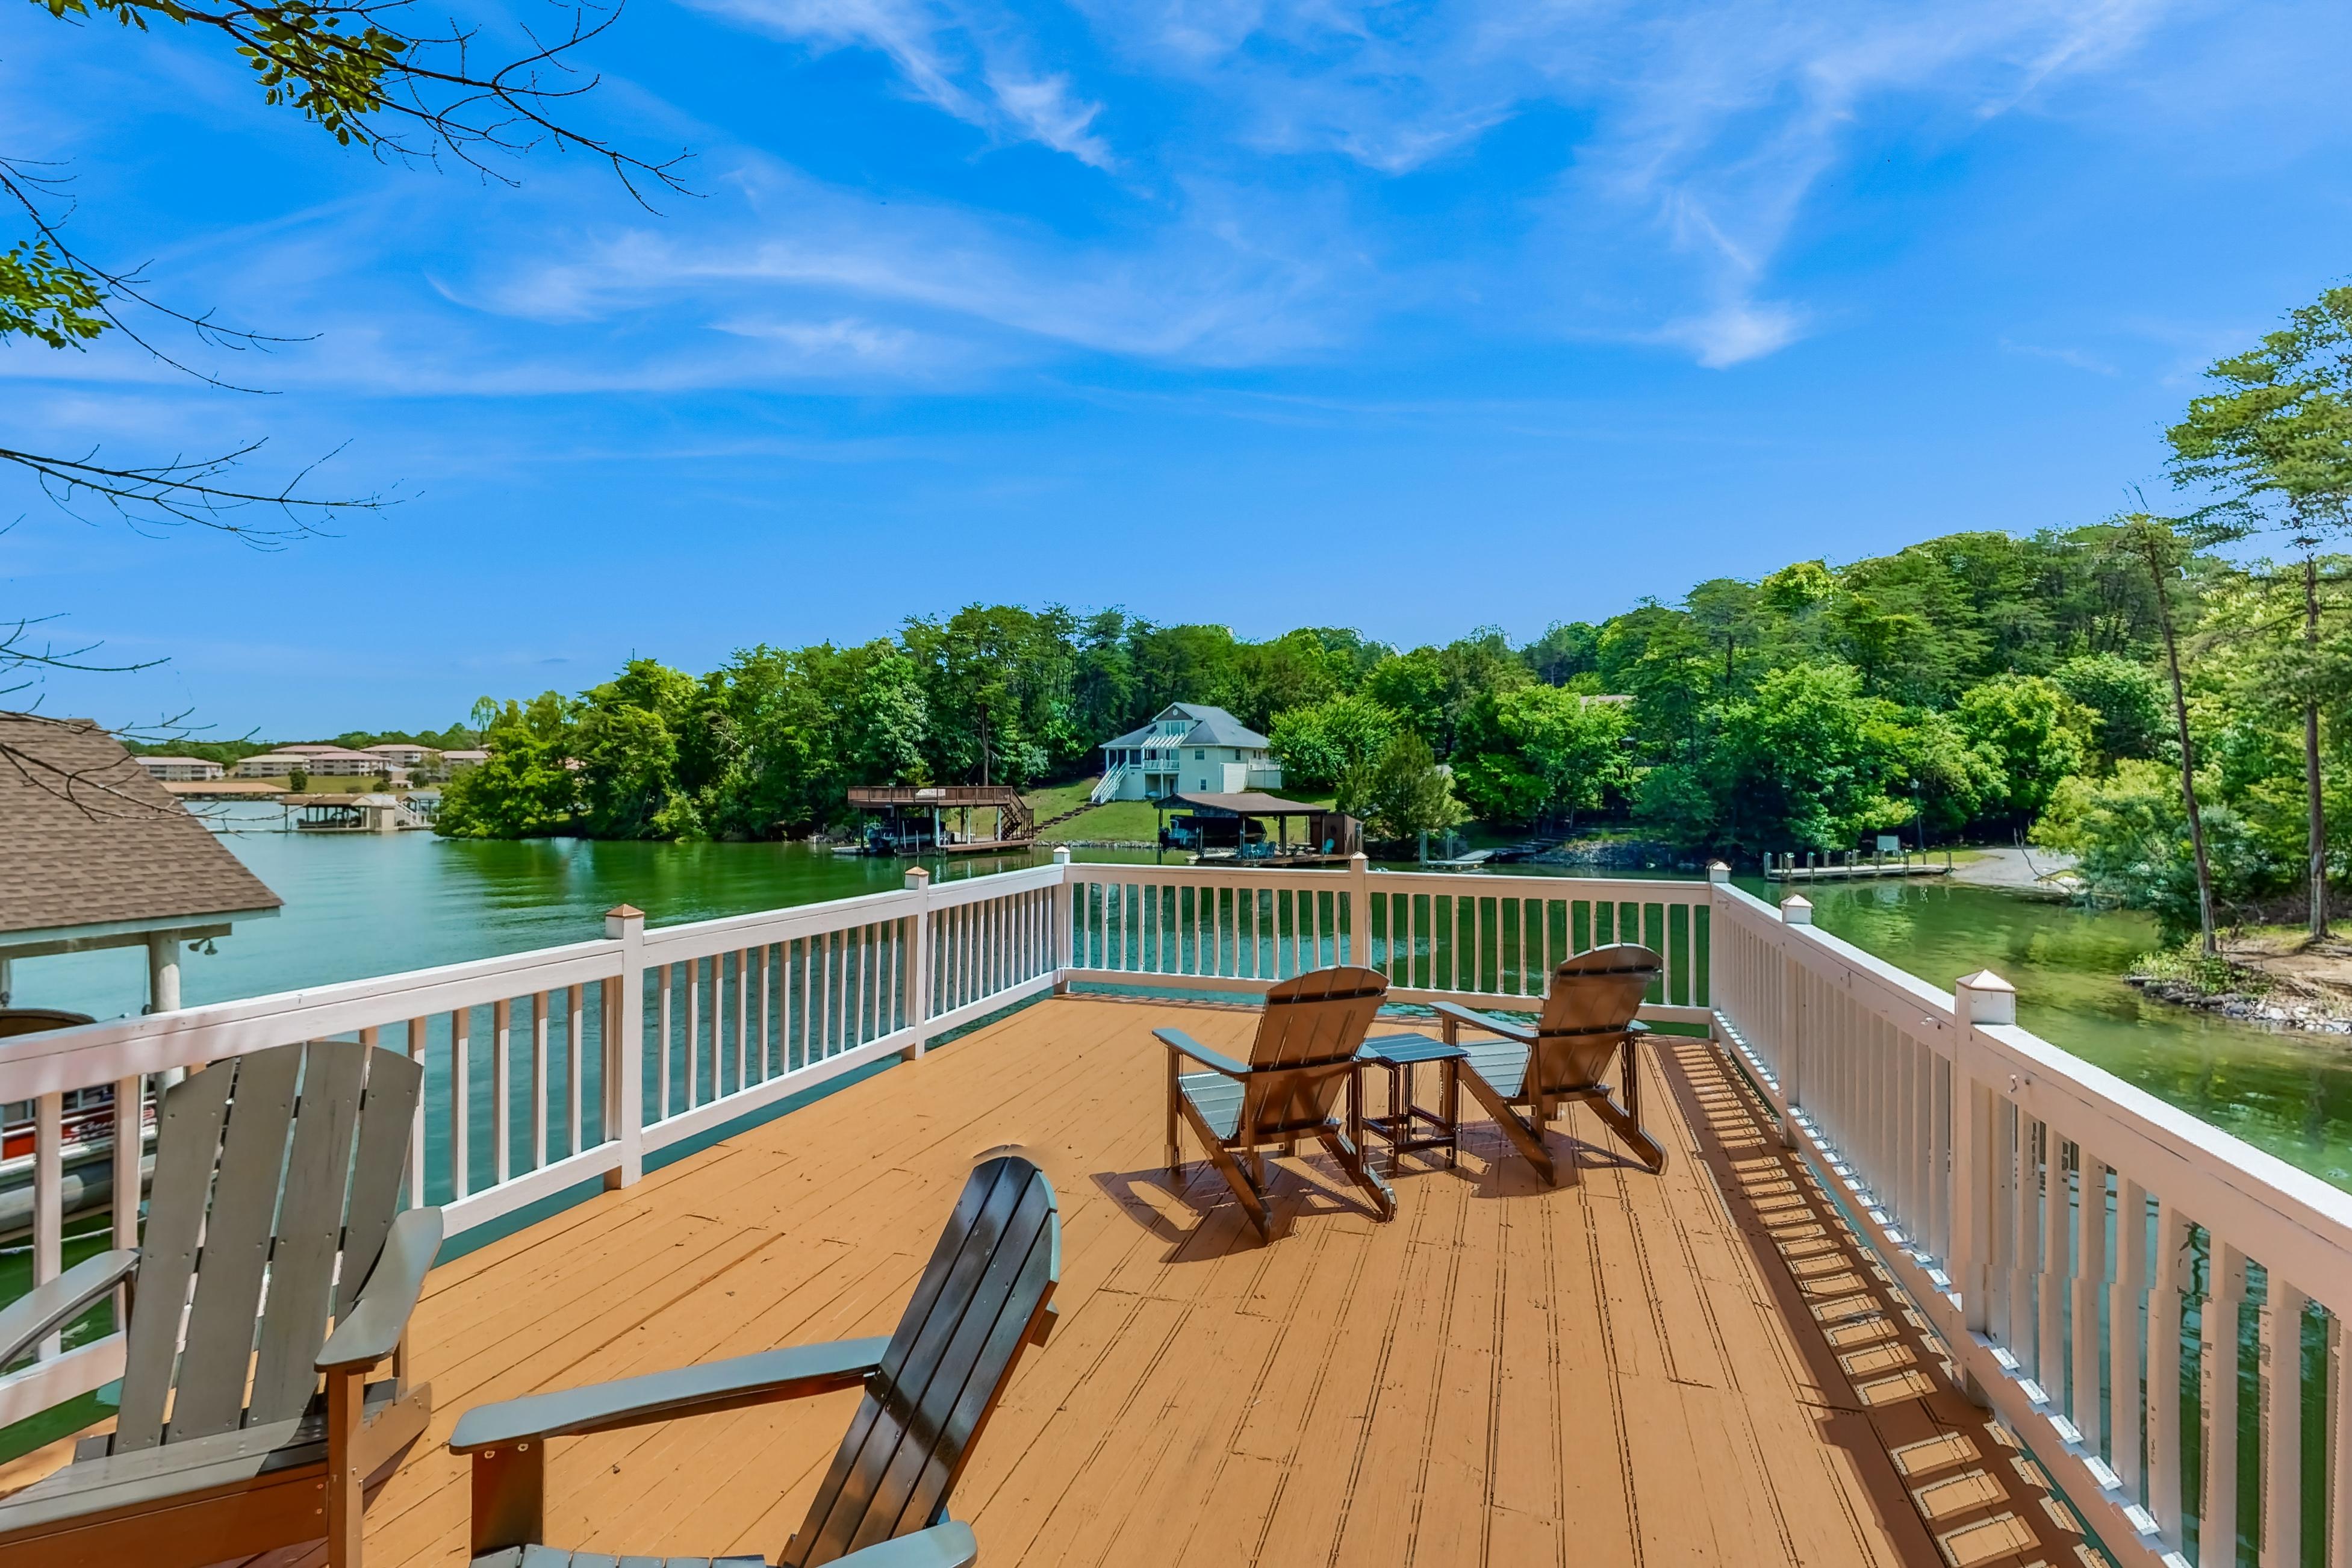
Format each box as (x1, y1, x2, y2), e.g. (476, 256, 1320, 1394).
(0, 856, 1066, 1425)
(14, 847, 2352, 1568)
(1062, 857, 1714, 1024)
(1712, 880, 2352, 1568)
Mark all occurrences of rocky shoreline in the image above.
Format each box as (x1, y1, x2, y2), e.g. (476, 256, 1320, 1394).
(2125, 933, 2352, 1034)
(1521, 838, 1700, 871)
(2124, 974, 2352, 1034)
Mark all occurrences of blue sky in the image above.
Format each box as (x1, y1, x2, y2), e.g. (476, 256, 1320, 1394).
(5, 0, 2349, 737)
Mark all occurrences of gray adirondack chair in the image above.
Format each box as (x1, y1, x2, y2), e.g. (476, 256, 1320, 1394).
(450, 1151, 1061, 1568)
(1434, 943, 1668, 1183)
(1157, 965, 1398, 1241)
(0, 1039, 441, 1568)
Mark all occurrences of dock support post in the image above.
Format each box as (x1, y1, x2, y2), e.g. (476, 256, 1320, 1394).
(604, 905, 645, 1189)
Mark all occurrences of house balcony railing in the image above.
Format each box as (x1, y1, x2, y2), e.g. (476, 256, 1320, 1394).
(1, 858, 2346, 1568)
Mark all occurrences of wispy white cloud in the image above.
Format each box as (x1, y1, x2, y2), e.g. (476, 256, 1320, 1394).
(680, 0, 1117, 167)
(1068, 0, 2173, 362)
(2000, 337, 2120, 376)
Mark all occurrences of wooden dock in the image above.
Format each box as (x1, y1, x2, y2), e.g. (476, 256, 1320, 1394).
(14, 995, 2094, 1567)
(1766, 862, 1951, 883)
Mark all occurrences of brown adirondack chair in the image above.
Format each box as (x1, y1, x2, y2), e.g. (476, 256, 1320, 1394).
(1434, 944, 1668, 1183)
(0, 1039, 440, 1568)
(452, 1151, 1060, 1568)
(1157, 965, 1398, 1241)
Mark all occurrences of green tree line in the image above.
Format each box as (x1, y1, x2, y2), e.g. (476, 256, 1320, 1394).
(428, 529, 2167, 850)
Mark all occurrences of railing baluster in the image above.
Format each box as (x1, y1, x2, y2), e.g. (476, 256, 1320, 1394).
(31, 1091, 61, 1359)
(724, 948, 739, 1092)
(2207, 1240, 2248, 1564)
(450, 1006, 470, 1199)
(2012, 1113, 2039, 1370)
(758, 943, 773, 1078)
(2262, 1271, 2305, 1568)
(492, 996, 512, 1187)
(2150, 1200, 2189, 1549)
(656, 962, 673, 1120)
(406, 1017, 429, 1208)
(530, 990, 550, 1172)
(2041, 1130, 2067, 1394)
(2330, 1307, 2352, 1568)
(2112, 1177, 2148, 1498)
(818, 929, 833, 1060)
(782, 938, 798, 1071)
(686, 955, 702, 1107)
(566, 983, 585, 1157)
(113, 1072, 142, 1265)
(2073, 1154, 2106, 1452)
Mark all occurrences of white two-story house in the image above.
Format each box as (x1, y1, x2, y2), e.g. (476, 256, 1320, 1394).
(1094, 704, 1282, 802)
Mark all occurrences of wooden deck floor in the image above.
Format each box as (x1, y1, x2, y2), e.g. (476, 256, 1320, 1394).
(329, 997, 2091, 1566)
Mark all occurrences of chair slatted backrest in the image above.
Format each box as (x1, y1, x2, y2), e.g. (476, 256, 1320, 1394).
(783, 1154, 1061, 1568)
(110, 1040, 424, 1454)
(1238, 966, 1388, 1138)
(1530, 945, 1661, 1095)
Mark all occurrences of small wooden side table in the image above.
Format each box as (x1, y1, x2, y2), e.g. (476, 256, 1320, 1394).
(1351, 1034, 1467, 1173)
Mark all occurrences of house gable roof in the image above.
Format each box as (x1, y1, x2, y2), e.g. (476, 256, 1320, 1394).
(1101, 703, 1271, 752)
(0, 714, 284, 942)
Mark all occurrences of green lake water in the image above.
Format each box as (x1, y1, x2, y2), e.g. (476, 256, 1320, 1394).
(14, 816, 2352, 1188)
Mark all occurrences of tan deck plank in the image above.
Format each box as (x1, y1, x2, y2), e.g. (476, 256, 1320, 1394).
(319, 995, 1973, 1567)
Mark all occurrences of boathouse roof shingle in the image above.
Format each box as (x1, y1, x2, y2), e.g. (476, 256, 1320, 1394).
(0, 714, 283, 944)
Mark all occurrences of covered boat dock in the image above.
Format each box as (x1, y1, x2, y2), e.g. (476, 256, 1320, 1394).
(845, 785, 1037, 856)
(1154, 790, 1362, 864)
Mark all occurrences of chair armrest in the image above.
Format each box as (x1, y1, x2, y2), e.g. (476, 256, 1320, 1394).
(1430, 1001, 1533, 1044)
(836, 1522, 979, 1568)
(1155, 1027, 1249, 1079)
(319, 1207, 444, 1372)
(0, 1249, 138, 1367)
(448, 1336, 891, 1453)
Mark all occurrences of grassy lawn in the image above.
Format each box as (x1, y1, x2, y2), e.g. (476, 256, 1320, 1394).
(1022, 778, 1339, 844)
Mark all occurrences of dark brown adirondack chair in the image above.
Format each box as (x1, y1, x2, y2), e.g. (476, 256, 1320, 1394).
(0, 1039, 441, 1568)
(451, 1152, 1060, 1568)
(1434, 944, 1667, 1183)
(1157, 965, 1397, 1242)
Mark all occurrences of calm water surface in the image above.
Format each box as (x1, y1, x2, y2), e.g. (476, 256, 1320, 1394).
(18, 818, 2352, 1187)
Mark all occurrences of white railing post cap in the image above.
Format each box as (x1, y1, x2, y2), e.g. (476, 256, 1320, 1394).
(1706, 860, 1731, 883)
(1955, 969, 2017, 1025)
(605, 904, 645, 934)
(904, 866, 932, 890)
(1779, 894, 1813, 926)
(1051, 845, 1072, 865)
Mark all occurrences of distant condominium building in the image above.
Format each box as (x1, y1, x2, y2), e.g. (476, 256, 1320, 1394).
(439, 749, 490, 771)
(234, 747, 400, 779)
(135, 756, 224, 782)
(363, 743, 431, 766)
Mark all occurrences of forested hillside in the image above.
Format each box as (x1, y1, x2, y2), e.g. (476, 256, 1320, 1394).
(428, 526, 2232, 865)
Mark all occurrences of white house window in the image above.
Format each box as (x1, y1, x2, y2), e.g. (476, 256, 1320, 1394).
(1195, 749, 1204, 760)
